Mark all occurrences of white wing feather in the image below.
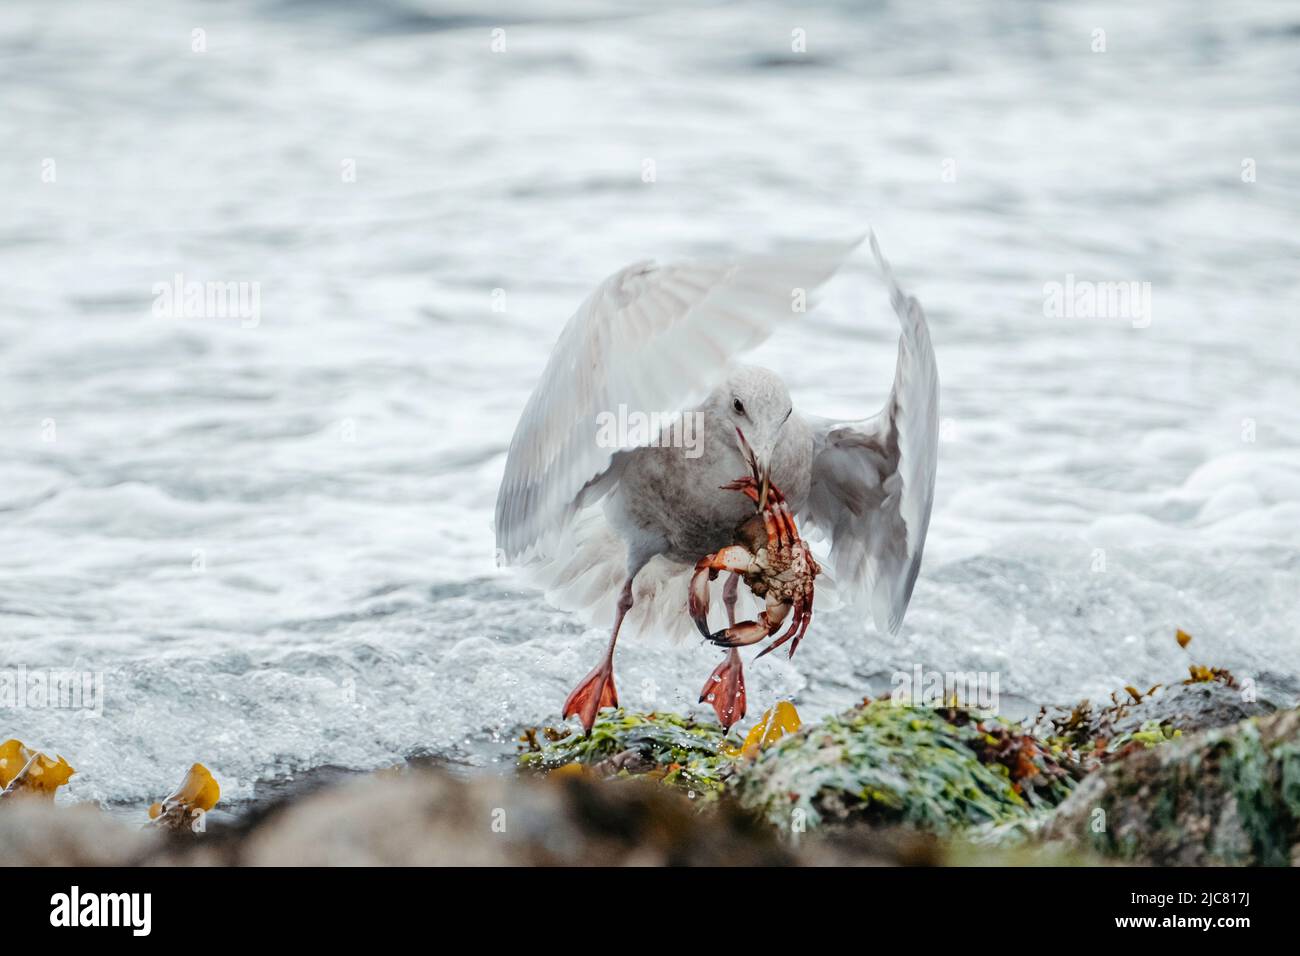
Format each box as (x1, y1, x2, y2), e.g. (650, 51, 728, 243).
(495, 239, 862, 564)
(803, 232, 939, 635)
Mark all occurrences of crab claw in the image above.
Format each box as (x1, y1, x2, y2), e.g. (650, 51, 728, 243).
(707, 618, 770, 648)
(700, 649, 747, 731)
(690, 546, 755, 640)
(720, 476, 758, 493)
(688, 563, 717, 640)
(709, 593, 791, 648)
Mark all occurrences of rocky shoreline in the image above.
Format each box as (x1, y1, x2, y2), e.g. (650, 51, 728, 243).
(3, 664, 1295, 866)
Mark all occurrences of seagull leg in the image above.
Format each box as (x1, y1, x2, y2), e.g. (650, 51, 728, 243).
(722, 570, 741, 626)
(699, 573, 747, 731)
(563, 577, 632, 735)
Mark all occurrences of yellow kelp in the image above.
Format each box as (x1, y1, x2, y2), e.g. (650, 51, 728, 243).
(147, 763, 221, 832)
(0, 739, 75, 800)
(739, 701, 802, 759)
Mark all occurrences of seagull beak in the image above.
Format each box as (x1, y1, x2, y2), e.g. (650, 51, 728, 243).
(735, 428, 760, 481)
(735, 427, 772, 508)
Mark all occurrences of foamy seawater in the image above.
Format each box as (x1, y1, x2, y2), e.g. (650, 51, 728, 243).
(1, 0, 1298, 811)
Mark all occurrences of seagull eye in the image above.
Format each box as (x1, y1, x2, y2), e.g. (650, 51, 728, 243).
(732, 398, 745, 415)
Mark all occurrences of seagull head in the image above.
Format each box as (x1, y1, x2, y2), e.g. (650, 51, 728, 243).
(714, 365, 793, 510)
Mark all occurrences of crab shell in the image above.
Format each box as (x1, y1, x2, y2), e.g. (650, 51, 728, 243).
(732, 512, 818, 603)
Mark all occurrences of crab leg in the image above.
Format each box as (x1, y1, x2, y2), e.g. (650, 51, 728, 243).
(756, 599, 801, 659)
(727, 479, 783, 554)
(723, 477, 795, 552)
(770, 486, 799, 549)
(755, 592, 812, 659)
(791, 578, 814, 656)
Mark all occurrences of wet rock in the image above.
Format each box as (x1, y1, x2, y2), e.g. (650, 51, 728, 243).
(1109, 680, 1276, 735)
(1032, 678, 1278, 777)
(1042, 707, 1300, 865)
(230, 767, 1022, 866)
(237, 769, 795, 866)
(9, 695, 1278, 867)
(0, 767, 1089, 867)
(0, 801, 158, 866)
(0, 754, 1084, 866)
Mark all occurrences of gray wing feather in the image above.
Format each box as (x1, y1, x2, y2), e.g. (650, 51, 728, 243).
(496, 238, 862, 564)
(804, 232, 939, 635)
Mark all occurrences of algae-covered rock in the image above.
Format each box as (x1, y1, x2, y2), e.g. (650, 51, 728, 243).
(732, 701, 1074, 835)
(1033, 676, 1275, 778)
(518, 710, 736, 795)
(1110, 680, 1275, 735)
(1039, 678, 1273, 749)
(519, 703, 1081, 837)
(1043, 706, 1300, 865)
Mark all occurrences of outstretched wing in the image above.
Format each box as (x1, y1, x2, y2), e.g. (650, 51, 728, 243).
(803, 232, 939, 635)
(496, 238, 862, 564)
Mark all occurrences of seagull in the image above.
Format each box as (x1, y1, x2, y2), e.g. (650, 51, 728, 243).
(494, 232, 939, 734)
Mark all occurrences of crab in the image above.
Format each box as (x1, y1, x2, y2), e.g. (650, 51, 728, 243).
(689, 476, 820, 730)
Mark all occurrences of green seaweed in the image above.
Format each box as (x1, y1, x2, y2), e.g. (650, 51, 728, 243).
(1033, 696, 1182, 776)
(519, 702, 1080, 834)
(1065, 708, 1300, 865)
(1217, 721, 1299, 866)
(732, 701, 1074, 835)
(518, 709, 735, 795)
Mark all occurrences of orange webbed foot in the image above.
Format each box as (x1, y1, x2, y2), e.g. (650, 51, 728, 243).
(699, 649, 747, 731)
(562, 660, 618, 736)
